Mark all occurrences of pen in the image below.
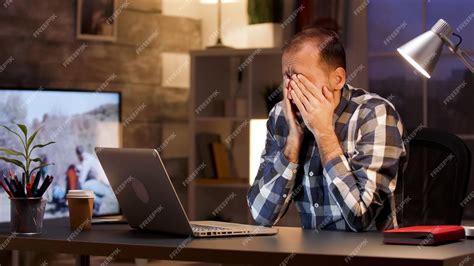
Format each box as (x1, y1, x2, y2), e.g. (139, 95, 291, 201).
(9, 171, 18, 184)
(26, 183, 32, 197)
(31, 171, 42, 196)
(30, 174, 35, 188)
(10, 172, 22, 194)
(0, 180, 13, 198)
(3, 177, 18, 198)
(11, 176, 25, 198)
(35, 175, 53, 197)
(22, 172, 26, 191)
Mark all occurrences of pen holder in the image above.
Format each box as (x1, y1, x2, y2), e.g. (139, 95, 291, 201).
(10, 197, 46, 235)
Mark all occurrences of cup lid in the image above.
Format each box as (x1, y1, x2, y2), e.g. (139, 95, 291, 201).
(67, 190, 94, 198)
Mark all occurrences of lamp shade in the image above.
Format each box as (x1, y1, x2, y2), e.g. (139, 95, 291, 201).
(397, 19, 452, 78)
(397, 31, 443, 78)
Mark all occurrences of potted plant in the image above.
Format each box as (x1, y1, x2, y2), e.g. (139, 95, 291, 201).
(0, 123, 55, 235)
(247, 0, 284, 48)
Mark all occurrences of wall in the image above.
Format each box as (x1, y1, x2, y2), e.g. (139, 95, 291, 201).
(0, 1, 200, 263)
(0, 0, 200, 179)
(162, 0, 369, 88)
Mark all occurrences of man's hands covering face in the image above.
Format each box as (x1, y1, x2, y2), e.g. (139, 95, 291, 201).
(282, 75, 304, 163)
(288, 74, 336, 138)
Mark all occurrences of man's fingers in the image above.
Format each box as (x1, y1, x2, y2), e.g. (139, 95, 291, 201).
(283, 92, 297, 125)
(289, 77, 309, 103)
(322, 86, 334, 103)
(290, 89, 307, 114)
(296, 74, 321, 101)
(291, 80, 311, 110)
(283, 77, 292, 100)
(297, 76, 326, 103)
(294, 76, 318, 104)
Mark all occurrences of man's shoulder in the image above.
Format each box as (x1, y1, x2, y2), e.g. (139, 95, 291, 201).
(346, 85, 400, 121)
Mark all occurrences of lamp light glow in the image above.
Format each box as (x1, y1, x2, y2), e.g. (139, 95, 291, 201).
(397, 47, 431, 78)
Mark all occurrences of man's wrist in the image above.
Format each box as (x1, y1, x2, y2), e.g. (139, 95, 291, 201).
(313, 125, 335, 140)
(314, 128, 344, 165)
(284, 141, 301, 163)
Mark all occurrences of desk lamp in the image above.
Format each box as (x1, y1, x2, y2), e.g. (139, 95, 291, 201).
(200, 0, 237, 48)
(397, 18, 474, 237)
(397, 19, 474, 78)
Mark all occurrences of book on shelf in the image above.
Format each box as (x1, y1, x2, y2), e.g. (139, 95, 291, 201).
(211, 141, 232, 178)
(196, 133, 220, 178)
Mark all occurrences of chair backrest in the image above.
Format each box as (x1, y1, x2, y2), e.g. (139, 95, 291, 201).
(396, 127, 471, 227)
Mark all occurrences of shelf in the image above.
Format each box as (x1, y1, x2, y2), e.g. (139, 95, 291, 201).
(189, 48, 282, 220)
(191, 47, 281, 57)
(194, 116, 249, 122)
(193, 178, 250, 188)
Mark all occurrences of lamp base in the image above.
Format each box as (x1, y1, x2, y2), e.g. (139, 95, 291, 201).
(206, 43, 233, 49)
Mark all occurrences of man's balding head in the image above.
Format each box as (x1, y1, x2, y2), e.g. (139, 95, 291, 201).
(283, 27, 346, 72)
(281, 27, 347, 108)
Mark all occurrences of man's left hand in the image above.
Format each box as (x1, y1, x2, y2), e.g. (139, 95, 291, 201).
(289, 74, 336, 138)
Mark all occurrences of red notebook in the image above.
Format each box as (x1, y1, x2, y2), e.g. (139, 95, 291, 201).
(383, 225, 465, 245)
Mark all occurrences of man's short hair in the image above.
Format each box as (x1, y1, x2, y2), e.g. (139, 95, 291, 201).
(283, 27, 346, 71)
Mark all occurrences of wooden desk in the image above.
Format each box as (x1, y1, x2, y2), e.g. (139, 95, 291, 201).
(0, 218, 472, 266)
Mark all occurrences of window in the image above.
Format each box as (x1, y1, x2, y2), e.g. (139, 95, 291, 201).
(368, 0, 474, 218)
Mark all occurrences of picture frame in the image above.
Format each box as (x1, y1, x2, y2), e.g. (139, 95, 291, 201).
(76, 0, 118, 42)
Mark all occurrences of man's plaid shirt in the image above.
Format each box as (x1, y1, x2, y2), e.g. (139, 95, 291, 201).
(247, 84, 407, 231)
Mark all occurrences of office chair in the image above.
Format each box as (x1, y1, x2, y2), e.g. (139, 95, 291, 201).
(396, 127, 471, 227)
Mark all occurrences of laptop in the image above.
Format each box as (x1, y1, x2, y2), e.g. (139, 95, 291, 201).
(95, 147, 278, 238)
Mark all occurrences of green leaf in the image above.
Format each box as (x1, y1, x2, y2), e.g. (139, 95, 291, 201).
(16, 124, 28, 139)
(0, 148, 24, 157)
(30, 141, 55, 153)
(0, 156, 25, 170)
(26, 127, 42, 151)
(30, 157, 42, 163)
(29, 163, 54, 177)
(0, 125, 26, 148)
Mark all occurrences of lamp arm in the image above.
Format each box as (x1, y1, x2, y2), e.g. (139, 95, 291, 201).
(455, 49, 474, 73)
(442, 35, 474, 73)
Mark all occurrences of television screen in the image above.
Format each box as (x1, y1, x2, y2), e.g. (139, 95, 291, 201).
(0, 88, 121, 222)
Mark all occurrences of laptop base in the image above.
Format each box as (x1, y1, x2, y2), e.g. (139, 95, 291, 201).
(92, 215, 127, 224)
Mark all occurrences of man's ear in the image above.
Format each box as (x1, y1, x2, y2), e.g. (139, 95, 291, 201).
(330, 67, 346, 92)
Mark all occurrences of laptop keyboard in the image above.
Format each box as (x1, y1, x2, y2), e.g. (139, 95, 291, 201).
(191, 224, 226, 232)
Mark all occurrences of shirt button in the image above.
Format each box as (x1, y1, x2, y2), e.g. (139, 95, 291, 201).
(309, 171, 314, 177)
(282, 194, 287, 198)
(314, 203, 319, 208)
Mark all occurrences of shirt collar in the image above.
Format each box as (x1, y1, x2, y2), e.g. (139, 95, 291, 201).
(333, 84, 351, 123)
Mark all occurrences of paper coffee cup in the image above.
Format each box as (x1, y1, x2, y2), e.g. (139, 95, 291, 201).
(67, 190, 94, 230)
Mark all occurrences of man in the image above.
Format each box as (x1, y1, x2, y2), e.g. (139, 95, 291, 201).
(247, 27, 407, 232)
(76, 145, 115, 214)
(76, 145, 108, 185)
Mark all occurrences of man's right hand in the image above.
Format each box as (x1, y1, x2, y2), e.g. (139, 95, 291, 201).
(282, 76, 304, 163)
